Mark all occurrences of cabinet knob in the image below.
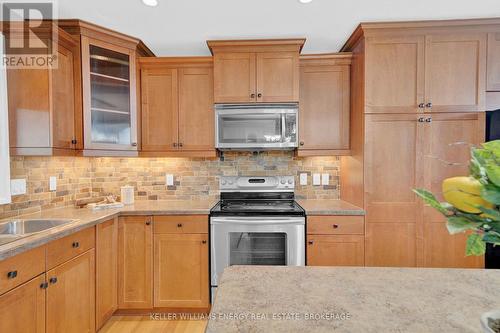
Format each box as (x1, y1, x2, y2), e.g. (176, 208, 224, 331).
(71, 139, 77, 145)
(250, 93, 256, 98)
(146, 219, 152, 226)
(308, 240, 314, 245)
(40, 282, 48, 289)
(257, 93, 262, 98)
(202, 240, 207, 244)
(418, 103, 425, 109)
(49, 277, 58, 284)
(418, 117, 425, 123)
(332, 224, 339, 229)
(173, 143, 178, 148)
(177, 223, 183, 228)
(299, 141, 304, 146)
(425, 102, 432, 108)
(72, 242, 80, 248)
(131, 142, 138, 147)
(7, 270, 17, 279)
(425, 117, 432, 123)
(178, 143, 183, 148)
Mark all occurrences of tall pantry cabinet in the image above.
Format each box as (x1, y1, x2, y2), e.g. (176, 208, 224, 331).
(341, 19, 493, 268)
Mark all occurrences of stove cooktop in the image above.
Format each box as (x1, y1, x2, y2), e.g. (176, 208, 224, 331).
(210, 199, 305, 216)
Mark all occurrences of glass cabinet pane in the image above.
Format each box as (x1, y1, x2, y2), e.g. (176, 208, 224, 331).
(89, 45, 132, 146)
(218, 114, 283, 144)
(229, 232, 287, 266)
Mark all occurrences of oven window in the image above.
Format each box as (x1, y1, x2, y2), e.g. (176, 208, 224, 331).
(229, 232, 287, 266)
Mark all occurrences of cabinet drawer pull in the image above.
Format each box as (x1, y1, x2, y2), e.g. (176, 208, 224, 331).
(49, 277, 58, 284)
(332, 224, 339, 229)
(202, 240, 207, 244)
(308, 240, 314, 245)
(177, 223, 183, 228)
(40, 282, 49, 289)
(71, 139, 77, 145)
(72, 242, 80, 248)
(7, 270, 17, 279)
(146, 219, 152, 226)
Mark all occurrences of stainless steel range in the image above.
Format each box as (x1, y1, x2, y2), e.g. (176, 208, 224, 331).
(210, 176, 305, 300)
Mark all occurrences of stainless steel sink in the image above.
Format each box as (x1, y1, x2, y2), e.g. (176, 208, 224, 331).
(0, 219, 77, 246)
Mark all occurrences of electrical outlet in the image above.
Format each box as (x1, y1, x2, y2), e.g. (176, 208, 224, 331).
(322, 173, 329, 186)
(299, 173, 308, 186)
(166, 174, 174, 186)
(49, 176, 57, 191)
(10, 179, 26, 195)
(312, 173, 321, 186)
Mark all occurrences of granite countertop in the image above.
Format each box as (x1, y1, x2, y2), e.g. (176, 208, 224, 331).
(207, 266, 500, 333)
(297, 199, 365, 215)
(0, 200, 217, 260)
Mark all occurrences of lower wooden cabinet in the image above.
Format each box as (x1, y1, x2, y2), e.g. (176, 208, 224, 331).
(0, 274, 46, 333)
(154, 233, 209, 308)
(118, 216, 153, 309)
(365, 223, 416, 267)
(96, 218, 118, 329)
(46, 250, 95, 333)
(307, 235, 364, 266)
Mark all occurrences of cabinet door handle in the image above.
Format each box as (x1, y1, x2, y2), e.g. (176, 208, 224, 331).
(299, 141, 305, 146)
(332, 224, 339, 229)
(418, 103, 425, 109)
(418, 117, 425, 122)
(177, 223, 183, 228)
(257, 93, 262, 98)
(173, 143, 178, 148)
(425, 117, 432, 123)
(7, 270, 17, 279)
(49, 277, 58, 284)
(250, 93, 256, 98)
(131, 142, 138, 147)
(72, 242, 80, 248)
(178, 143, 183, 148)
(425, 102, 432, 108)
(40, 282, 49, 289)
(308, 240, 314, 245)
(146, 219, 152, 226)
(202, 240, 207, 244)
(71, 139, 77, 145)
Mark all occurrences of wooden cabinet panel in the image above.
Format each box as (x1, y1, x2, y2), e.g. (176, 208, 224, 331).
(256, 52, 299, 102)
(46, 250, 95, 333)
(487, 32, 500, 91)
(423, 223, 484, 268)
(141, 68, 178, 151)
(365, 36, 425, 113)
(0, 245, 45, 295)
(154, 215, 208, 234)
(307, 235, 364, 266)
(154, 233, 209, 308)
(307, 216, 364, 235)
(365, 114, 423, 223)
(178, 67, 214, 151)
(299, 61, 350, 152)
(214, 52, 256, 103)
(96, 218, 118, 330)
(118, 216, 153, 309)
(365, 223, 416, 267)
(52, 44, 76, 150)
(46, 227, 95, 270)
(425, 33, 486, 112)
(0, 275, 45, 333)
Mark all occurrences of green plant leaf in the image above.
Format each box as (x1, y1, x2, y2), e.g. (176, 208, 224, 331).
(483, 232, 500, 245)
(446, 216, 479, 234)
(482, 140, 500, 155)
(484, 162, 500, 187)
(413, 189, 449, 215)
(477, 205, 500, 222)
(481, 183, 500, 205)
(466, 233, 486, 256)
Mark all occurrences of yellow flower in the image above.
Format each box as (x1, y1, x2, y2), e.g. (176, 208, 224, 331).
(442, 176, 494, 214)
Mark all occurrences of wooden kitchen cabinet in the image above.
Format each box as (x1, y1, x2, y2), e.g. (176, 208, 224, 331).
(298, 54, 351, 155)
(487, 32, 500, 91)
(118, 216, 153, 309)
(365, 223, 416, 267)
(139, 58, 215, 156)
(7, 25, 82, 155)
(96, 218, 118, 330)
(46, 250, 95, 333)
(154, 234, 209, 308)
(208, 39, 304, 103)
(0, 274, 46, 333)
(307, 235, 364, 266)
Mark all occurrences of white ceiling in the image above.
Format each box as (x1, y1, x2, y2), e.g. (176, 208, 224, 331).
(58, 0, 500, 56)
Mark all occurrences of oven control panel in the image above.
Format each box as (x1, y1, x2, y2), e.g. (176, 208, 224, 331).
(219, 176, 295, 192)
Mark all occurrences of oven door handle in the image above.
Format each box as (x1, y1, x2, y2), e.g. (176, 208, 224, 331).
(211, 218, 305, 225)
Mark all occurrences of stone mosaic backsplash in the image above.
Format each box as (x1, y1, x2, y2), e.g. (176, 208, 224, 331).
(0, 152, 340, 219)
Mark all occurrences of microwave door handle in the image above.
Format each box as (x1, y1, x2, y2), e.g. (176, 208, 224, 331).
(281, 113, 286, 143)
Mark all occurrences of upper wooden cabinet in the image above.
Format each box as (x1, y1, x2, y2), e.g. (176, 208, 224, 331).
(208, 39, 305, 103)
(487, 32, 500, 91)
(139, 58, 215, 157)
(298, 54, 351, 155)
(7, 25, 82, 156)
(58, 19, 154, 156)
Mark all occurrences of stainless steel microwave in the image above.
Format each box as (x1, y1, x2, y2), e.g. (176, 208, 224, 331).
(215, 104, 298, 150)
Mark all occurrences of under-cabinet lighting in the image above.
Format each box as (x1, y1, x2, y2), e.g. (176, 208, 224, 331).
(142, 0, 158, 7)
(299, 0, 313, 3)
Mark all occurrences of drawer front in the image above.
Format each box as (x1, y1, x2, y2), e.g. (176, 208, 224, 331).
(153, 215, 208, 234)
(0, 246, 46, 295)
(47, 227, 95, 269)
(307, 216, 364, 235)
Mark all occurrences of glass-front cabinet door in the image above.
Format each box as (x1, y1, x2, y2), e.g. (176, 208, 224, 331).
(81, 36, 137, 152)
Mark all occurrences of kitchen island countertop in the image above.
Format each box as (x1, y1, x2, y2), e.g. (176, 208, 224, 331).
(207, 266, 500, 333)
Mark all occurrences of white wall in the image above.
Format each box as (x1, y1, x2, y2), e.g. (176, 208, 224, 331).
(59, 0, 500, 56)
(0, 34, 10, 205)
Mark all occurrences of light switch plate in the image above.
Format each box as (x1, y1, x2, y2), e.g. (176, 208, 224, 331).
(299, 173, 308, 186)
(166, 174, 174, 186)
(322, 173, 329, 186)
(10, 179, 26, 195)
(49, 176, 57, 191)
(312, 173, 321, 186)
